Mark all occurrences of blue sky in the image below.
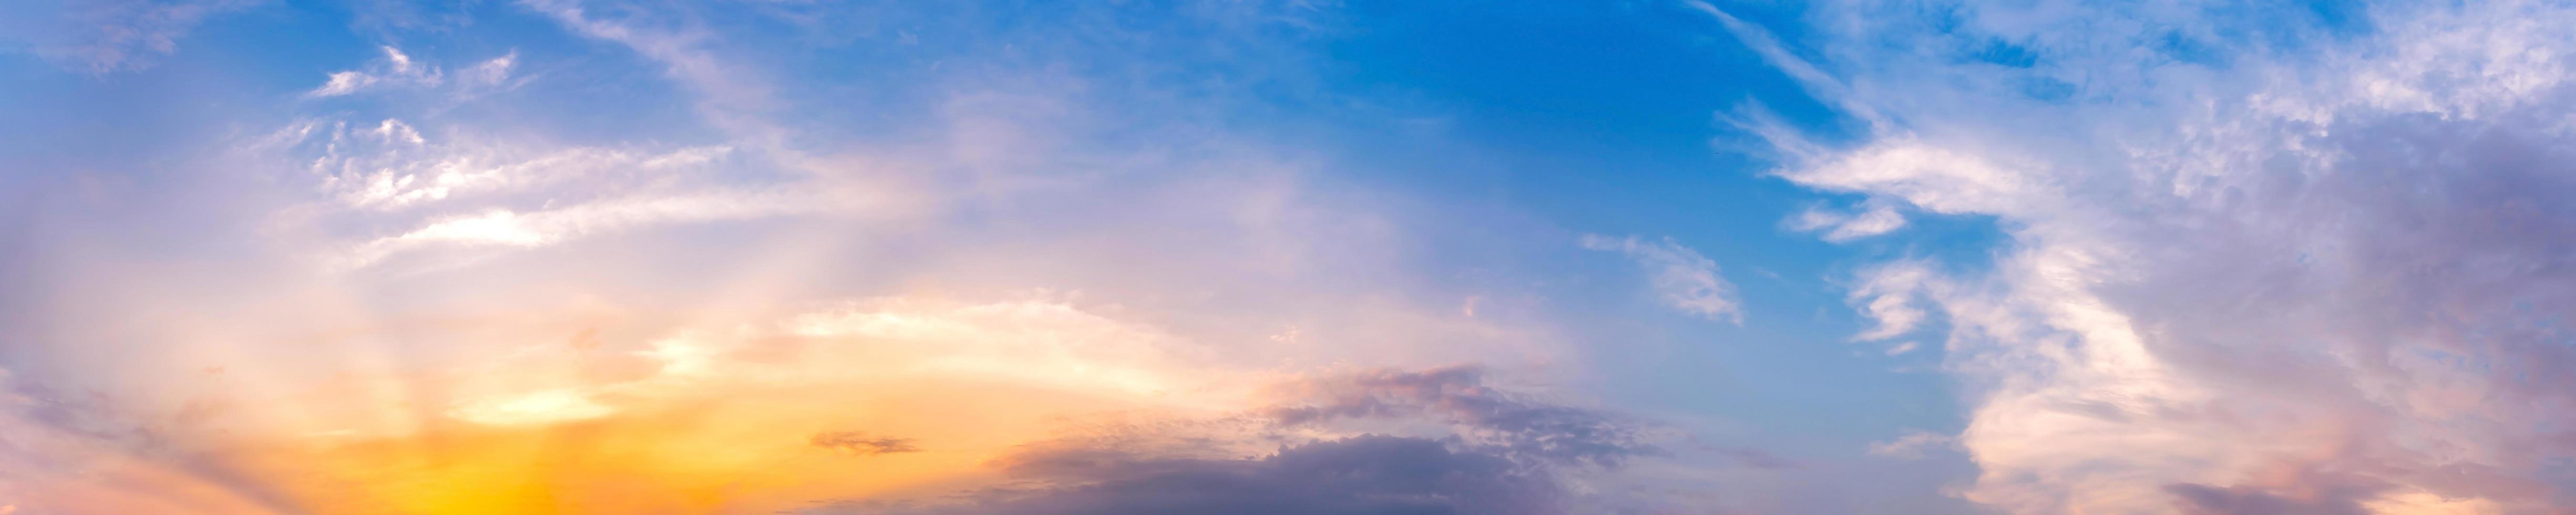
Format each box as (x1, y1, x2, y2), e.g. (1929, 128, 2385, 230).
(8, 0, 2576, 513)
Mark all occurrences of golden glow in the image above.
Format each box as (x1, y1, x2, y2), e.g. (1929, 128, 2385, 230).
(0, 294, 1276, 513)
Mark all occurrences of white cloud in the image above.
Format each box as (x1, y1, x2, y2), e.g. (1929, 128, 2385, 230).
(1582, 234, 1743, 324)
(1867, 429, 1953, 459)
(1845, 260, 1933, 342)
(1677, 0, 1887, 131)
(365, 118, 423, 146)
(459, 51, 516, 89)
(243, 115, 904, 269)
(307, 46, 440, 97)
(291, 118, 738, 211)
(336, 185, 894, 269)
(1748, 0, 2576, 512)
(520, 0, 780, 140)
(304, 46, 517, 98)
(1785, 200, 1907, 242)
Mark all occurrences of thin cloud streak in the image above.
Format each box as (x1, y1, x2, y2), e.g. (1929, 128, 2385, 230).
(1581, 234, 1744, 324)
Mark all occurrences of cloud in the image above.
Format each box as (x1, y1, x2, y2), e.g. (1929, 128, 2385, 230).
(456, 51, 519, 96)
(1676, 0, 1887, 131)
(1580, 235, 1743, 324)
(811, 431, 921, 456)
(307, 46, 436, 96)
(2163, 482, 2373, 515)
(1261, 366, 1660, 468)
(270, 117, 738, 211)
(1785, 200, 1907, 242)
(304, 46, 517, 98)
(1746, 0, 2576, 512)
(835, 366, 1707, 514)
(518, 0, 781, 140)
(0, 0, 252, 73)
(335, 187, 894, 268)
(1865, 429, 1952, 460)
(845, 435, 1562, 515)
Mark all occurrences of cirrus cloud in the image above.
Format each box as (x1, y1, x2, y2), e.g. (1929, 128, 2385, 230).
(1721, 0, 2576, 512)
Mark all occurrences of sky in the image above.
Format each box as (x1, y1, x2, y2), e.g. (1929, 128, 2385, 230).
(3, 0, 2576, 513)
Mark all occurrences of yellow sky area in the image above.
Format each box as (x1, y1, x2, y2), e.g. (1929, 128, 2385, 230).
(8, 380, 1147, 513)
(4, 296, 1279, 513)
(255, 377, 1149, 513)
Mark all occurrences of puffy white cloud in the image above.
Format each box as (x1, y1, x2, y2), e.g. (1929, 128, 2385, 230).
(457, 51, 516, 90)
(1731, 0, 2576, 512)
(238, 114, 919, 270)
(519, 0, 781, 139)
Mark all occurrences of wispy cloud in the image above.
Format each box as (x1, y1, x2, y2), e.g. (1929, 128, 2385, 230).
(860, 435, 1568, 515)
(518, 0, 782, 143)
(336, 187, 894, 269)
(1677, 0, 1887, 131)
(1752, 0, 2576, 512)
(1785, 200, 1907, 242)
(1582, 234, 1743, 324)
(304, 46, 517, 98)
(242, 115, 916, 270)
(1844, 260, 1933, 342)
(0, 0, 253, 73)
(1866, 429, 1952, 459)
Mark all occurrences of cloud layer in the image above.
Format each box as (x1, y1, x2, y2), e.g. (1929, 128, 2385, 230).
(1729, 0, 2576, 512)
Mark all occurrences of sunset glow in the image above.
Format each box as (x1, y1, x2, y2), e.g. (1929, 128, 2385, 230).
(12, 0, 2576, 513)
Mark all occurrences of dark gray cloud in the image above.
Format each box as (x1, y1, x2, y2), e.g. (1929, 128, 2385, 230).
(1263, 365, 1659, 467)
(817, 366, 1712, 514)
(840, 435, 1562, 515)
(2164, 482, 2372, 515)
